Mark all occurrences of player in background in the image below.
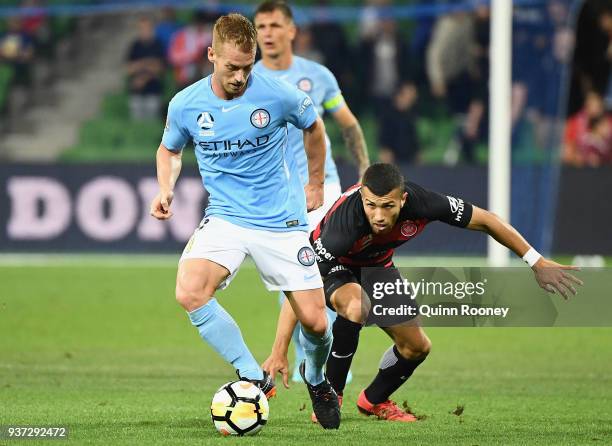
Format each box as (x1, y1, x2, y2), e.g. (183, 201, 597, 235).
(150, 13, 340, 429)
(263, 163, 583, 422)
(253, 0, 370, 383)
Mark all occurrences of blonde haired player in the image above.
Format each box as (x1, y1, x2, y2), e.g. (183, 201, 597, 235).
(151, 13, 340, 429)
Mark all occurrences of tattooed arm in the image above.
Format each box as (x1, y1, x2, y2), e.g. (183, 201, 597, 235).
(332, 105, 370, 178)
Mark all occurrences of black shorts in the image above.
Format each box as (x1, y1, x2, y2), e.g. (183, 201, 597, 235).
(322, 264, 419, 326)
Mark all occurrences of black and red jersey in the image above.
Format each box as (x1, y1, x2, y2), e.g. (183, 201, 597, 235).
(310, 181, 474, 276)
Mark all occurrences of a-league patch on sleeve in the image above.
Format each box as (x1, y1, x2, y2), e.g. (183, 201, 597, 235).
(298, 97, 313, 116)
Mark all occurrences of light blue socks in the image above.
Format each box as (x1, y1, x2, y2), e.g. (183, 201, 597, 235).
(188, 298, 263, 380)
(299, 314, 333, 385)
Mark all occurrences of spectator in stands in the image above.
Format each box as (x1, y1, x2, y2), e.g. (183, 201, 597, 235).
(568, 0, 611, 116)
(575, 113, 612, 166)
(167, 11, 212, 87)
(19, 0, 51, 58)
(309, 0, 357, 111)
(427, 10, 485, 164)
(523, 0, 573, 150)
(564, 91, 611, 165)
(359, 17, 411, 115)
(126, 16, 165, 120)
(155, 7, 181, 54)
(598, 5, 612, 109)
(410, 0, 437, 89)
(378, 82, 421, 165)
(20, 0, 47, 38)
(359, 0, 391, 40)
(0, 16, 34, 86)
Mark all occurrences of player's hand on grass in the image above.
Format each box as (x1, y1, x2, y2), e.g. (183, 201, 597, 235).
(262, 353, 290, 389)
(532, 258, 583, 300)
(150, 190, 174, 220)
(305, 183, 324, 211)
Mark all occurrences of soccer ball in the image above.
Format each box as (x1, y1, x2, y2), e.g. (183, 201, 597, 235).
(210, 380, 269, 436)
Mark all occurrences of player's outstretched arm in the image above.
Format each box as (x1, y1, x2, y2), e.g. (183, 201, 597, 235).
(262, 298, 298, 389)
(332, 105, 370, 178)
(303, 117, 326, 211)
(150, 144, 182, 220)
(466, 206, 583, 299)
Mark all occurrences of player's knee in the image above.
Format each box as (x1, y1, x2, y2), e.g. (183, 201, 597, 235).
(175, 279, 214, 312)
(344, 294, 369, 324)
(175, 285, 202, 311)
(299, 306, 329, 336)
(396, 336, 431, 360)
(332, 283, 368, 324)
(301, 316, 328, 336)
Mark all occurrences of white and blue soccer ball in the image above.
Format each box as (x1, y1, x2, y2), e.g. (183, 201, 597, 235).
(210, 380, 269, 436)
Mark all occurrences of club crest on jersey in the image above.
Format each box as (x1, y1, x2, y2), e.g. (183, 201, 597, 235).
(297, 77, 313, 93)
(250, 109, 270, 129)
(297, 246, 316, 266)
(197, 112, 215, 136)
(356, 234, 373, 251)
(401, 221, 418, 237)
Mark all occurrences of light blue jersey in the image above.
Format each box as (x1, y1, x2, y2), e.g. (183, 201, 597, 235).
(253, 56, 342, 186)
(162, 72, 318, 232)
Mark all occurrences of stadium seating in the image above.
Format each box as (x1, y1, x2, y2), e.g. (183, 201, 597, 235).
(0, 2, 79, 131)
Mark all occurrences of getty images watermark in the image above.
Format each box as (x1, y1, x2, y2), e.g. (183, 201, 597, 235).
(369, 277, 511, 318)
(361, 266, 611, 327)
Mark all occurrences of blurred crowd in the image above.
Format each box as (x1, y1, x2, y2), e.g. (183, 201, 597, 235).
(0, 1, 48, 86)
(3, 0, 612, 166)
(0, 0, 87, 135)
(563, 0, 612, 167)
(125, 9, 215, 120)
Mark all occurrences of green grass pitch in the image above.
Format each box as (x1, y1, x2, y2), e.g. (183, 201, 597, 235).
(1, 261, 611, 445)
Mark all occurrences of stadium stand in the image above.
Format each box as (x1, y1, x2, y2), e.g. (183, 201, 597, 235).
(0, 0, 610, 168)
